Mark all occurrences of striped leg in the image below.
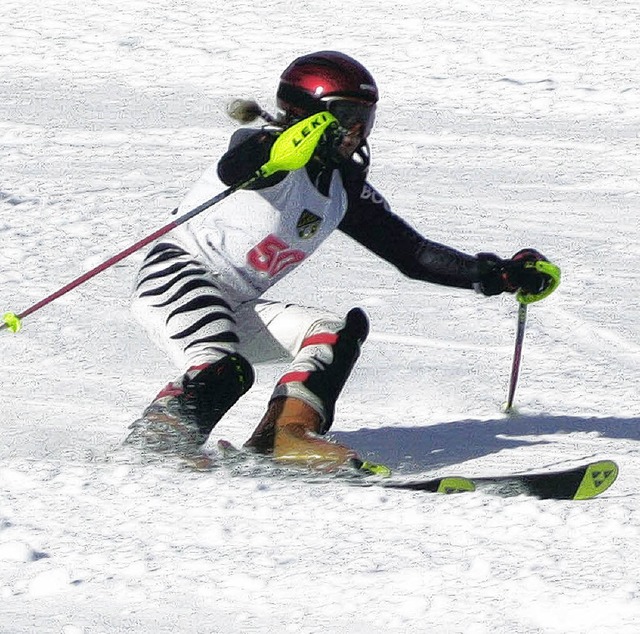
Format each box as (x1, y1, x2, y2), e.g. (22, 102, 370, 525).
(131, 241, 239, 370)
(127, 241, 253, 457)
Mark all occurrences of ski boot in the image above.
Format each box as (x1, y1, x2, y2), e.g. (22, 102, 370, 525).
(125, 354, 254, 469)
(245, 307, 369, 472)
(244, 396, 357, 471)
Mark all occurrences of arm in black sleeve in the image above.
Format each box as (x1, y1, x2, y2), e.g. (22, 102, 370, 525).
(216, 128, 286, 190)
(338, 180, 484, 289)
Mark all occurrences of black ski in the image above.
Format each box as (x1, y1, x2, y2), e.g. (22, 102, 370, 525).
(217, 441, 618, 500)
(379, 460, 618, 500)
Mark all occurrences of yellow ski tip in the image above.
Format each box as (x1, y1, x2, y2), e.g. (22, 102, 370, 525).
(573, 460, 619, 500)
(436, 477, 476, 494)
(358, 460, 392, 477)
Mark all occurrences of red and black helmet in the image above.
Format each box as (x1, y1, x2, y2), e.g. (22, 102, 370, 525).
(277, 51, 378, 138)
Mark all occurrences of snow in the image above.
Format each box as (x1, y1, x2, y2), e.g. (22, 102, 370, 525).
(1, 0, 639, 631)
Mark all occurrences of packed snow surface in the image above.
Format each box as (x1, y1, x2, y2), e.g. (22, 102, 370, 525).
(1, 0, 639, 632)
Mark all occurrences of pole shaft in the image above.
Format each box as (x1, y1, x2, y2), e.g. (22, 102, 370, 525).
(7, 186, 237, 325)
(505, 301, 528, 411)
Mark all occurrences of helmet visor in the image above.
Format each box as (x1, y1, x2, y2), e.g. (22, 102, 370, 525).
(321, 97, 377, 138)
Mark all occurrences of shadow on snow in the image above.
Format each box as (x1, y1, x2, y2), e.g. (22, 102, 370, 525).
(331, 415, 640, 473)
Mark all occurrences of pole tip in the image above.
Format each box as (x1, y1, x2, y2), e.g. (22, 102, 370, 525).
(501, 402, 520, 416)
(2, 312, 22, 333)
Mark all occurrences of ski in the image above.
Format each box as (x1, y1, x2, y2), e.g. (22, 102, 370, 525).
(216, 441, 618, 500)
(377, 460, 619, 500)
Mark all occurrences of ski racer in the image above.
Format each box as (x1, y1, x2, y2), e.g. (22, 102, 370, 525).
(125, 51, 556, 470)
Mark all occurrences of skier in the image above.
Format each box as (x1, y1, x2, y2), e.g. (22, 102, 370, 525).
(125, 51, 556, 470)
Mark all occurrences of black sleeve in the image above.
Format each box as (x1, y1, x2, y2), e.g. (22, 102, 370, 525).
(216, 128, 286, 190)
(338, 180, 482, 289)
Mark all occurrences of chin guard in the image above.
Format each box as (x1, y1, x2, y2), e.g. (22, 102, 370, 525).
(258, 111, 338, 178)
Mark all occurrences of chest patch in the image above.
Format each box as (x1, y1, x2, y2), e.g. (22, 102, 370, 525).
(296, 210, 322, 239)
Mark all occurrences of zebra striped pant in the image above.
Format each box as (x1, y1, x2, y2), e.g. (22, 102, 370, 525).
(131, 241, 365, 426)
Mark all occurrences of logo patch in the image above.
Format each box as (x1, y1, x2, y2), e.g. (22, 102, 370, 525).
(360, 184, 391, 211)
(296, 210, 322, 239)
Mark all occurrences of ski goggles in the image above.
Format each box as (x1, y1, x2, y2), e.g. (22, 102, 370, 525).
(320, 97, 377, 138)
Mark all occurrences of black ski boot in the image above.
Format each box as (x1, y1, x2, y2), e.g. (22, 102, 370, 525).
(125, 354, 254, 468)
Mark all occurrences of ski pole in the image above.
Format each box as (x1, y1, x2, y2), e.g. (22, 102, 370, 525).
(1, 187, 238, 333)
(2, 111, 338, 333)
(503, 300, 528, 414)
(502, 259, 561, 414)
